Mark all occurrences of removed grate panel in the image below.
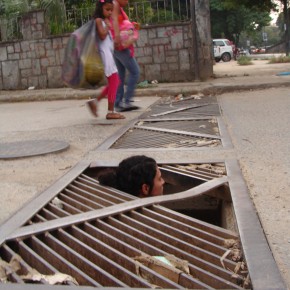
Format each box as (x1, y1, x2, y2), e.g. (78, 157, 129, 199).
(23, 162, 226, 226)
(26, 174, 135, 225)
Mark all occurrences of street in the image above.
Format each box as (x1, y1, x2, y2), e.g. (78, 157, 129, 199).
(0, 60, 289, 288)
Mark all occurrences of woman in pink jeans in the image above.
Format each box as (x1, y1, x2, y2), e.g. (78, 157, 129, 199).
(87, 0, 125, 119)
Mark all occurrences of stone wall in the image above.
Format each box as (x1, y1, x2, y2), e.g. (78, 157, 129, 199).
(0, 8, 213, 90)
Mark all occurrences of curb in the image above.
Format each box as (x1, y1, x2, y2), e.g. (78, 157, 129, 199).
(0, 79, 290, 103)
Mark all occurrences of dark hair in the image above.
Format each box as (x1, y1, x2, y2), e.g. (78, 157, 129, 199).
(98, 155, 157, 197)
(93, 0, 113, 19)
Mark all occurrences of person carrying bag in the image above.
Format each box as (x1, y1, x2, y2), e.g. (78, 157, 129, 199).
(111, 0, 141, 112)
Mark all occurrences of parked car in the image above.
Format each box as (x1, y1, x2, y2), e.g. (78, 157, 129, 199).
(250, 46, 257, 54)
(256, 47, 266, 53)
(213, 39, 233, 62)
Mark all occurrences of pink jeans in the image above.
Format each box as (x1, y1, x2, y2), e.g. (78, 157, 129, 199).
(100, 73, 120, 104)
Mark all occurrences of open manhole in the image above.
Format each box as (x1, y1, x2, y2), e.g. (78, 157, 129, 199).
(96, 118, 232, 151)
(0, 159, 285, 289)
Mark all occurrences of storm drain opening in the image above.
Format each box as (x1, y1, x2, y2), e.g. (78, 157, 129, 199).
(97, 117, 232, 151)
(11, 162, 230, 228)
(0, 160, 285, 289)
(139, 94, 221, 119)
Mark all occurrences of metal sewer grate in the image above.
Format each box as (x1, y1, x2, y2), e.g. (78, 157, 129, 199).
(96, 118, 233, 151)
(1, 204, 248, 289)
(139, 95, 220, 119)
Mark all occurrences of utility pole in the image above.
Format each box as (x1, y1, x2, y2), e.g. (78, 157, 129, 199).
(190, 0, 200, 80)
(283, 0, 289, 55)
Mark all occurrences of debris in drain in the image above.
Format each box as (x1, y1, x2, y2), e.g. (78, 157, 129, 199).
(21, 271, 79, 285)
(51, 197, 63, 209)
(0, 255, 78, 285)
(190, 94, 202, 99)
(221, 239, 252, 288)
(223, 239, 242, 262)
(0, 255, 21, 283)
(209, 118, 218, 124)
(213, 126, 219, 134)
(134, 254, 190, 284)
(178, 139, 220, 147)
(174, 94, 184, 101)
(178, 163, 226, 176)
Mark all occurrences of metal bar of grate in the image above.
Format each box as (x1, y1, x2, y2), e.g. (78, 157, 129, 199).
(67, 225, 182, 288)
(94, 218, 232, 288)
(27, 235, 103, 286)
(153, 205, 236, 240)
(137, 119, 220, 136)
(108, 214, 237, 274)
(134, 125, 221, 140)
(110, 127, 221, 149)
(26, 174, 136, 224)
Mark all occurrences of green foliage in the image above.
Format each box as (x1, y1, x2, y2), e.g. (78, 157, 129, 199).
(237, 55, 253, 65)
(268, 55, 290, 63)
(210, 0, 272, 45)
(213, 0, 275, 11)
(126, 2, 154, 24)
(49, 17, 76, 34)
(126, 0, 187, 25)
(150, 9, 180, 24)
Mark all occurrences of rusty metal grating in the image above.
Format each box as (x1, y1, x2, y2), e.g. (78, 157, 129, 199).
(0, 160, 286, 289)
(96, 118, 233, 151)
(25, 173, 135, 225)
(139, 95, 220, 119)
(1, 204, 248, 289)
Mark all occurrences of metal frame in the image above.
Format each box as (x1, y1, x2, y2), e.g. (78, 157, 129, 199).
(96, 117, 233, 151)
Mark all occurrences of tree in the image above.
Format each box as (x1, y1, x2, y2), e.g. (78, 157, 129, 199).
(212, 0, 290, 54)
(281, 0, 290, 55)
(210, 0, 272, 45)
(0, 0, 72, 37)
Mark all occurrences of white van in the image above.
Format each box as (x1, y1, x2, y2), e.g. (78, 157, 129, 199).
(213, 39, 233, 62)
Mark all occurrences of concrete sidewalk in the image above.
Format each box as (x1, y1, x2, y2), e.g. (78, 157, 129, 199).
(0, 59, 290, 102)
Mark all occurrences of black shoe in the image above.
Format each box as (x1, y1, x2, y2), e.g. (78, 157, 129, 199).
(118, 103, 140, 112)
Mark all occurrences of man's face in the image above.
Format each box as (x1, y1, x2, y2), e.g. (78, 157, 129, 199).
(150, 166, 164, 196)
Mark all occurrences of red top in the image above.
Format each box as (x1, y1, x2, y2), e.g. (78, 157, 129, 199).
(111, 8, 134, 56)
